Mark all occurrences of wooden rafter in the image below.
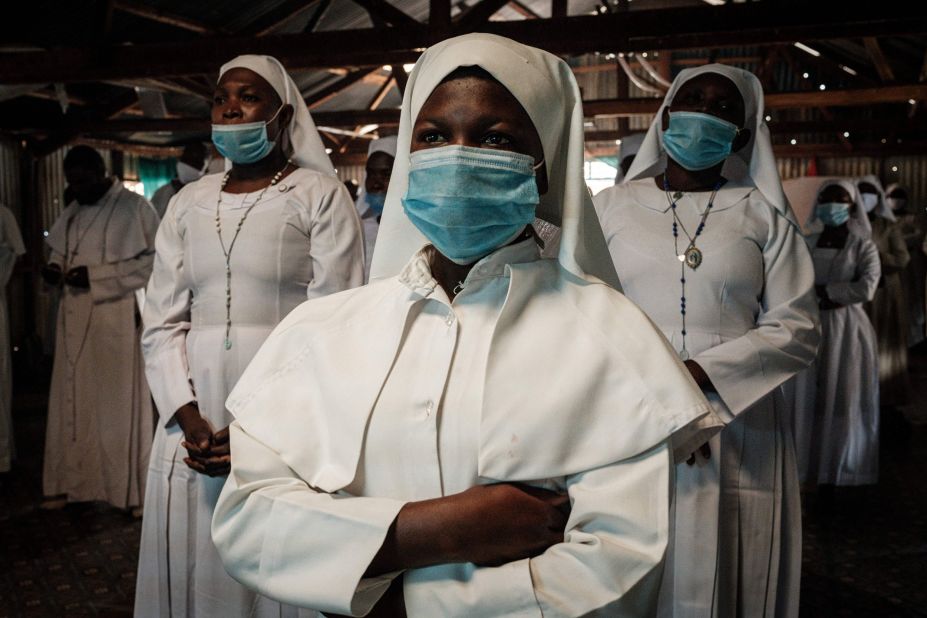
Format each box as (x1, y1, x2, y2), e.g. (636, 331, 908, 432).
(864, 37, 897, 82)
(508, 1, 540, 19)
(304, 0, 332, 33)
(368, 76, 395, 110)
(552, 0, 567, 19)
(32, 90, 139, 157)
(390, 64, 409, 96)
(13, 82, 927, 138)
(113, 0, 218, 35)
(454, 0, 511, 30)
(237, 0, 321, 36)
(430, 0, 451, 33)
(305, 68, 382, 109)
(351, 0, 422, 28)
(6, 1, 922, 84)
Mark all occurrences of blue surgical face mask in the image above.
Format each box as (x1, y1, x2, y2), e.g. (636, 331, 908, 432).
(366, 192, 386, 216)
(662, 110, 741, 171)
(402, 145, 542, 265)
(861, 193, 879, 213)
(816, 201, 851, 227)
(211, 106, 282, 164)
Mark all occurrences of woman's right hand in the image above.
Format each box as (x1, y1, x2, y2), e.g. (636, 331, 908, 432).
(447, 483, 571, 566)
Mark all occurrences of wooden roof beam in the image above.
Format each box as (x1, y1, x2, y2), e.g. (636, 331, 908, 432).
(864, 37, 897, 82)
(454, 0, 512, 30)
(351, 0, 422, 28)
(3, 1, 924, 84)
(304, 68, 383, 109)
(113, 1, 219, 35)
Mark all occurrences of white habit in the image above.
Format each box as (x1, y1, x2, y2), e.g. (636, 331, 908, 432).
(594, 64, 820, 618)
(212, 33, 720, 618)
(791, 179, 881, 486)
(0, 205, 25, 472)
(43, 180, 158, 508)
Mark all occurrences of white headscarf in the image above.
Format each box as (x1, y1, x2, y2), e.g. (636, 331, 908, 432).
(855, 174, 896, 222)
(369, 33, 618, 288)
(219, 55, 335, 176)
(807, 178, 872, 239)
(367, 135, 398, 159)
(613, 132, 646, 184)
(625, 63, 798, 228)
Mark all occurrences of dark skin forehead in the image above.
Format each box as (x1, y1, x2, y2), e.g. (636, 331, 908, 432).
(213, 67, 283, 122)
(670, 72, 746, 127)
(366, 151, 395, 173)
(819, 185, 853, 203)
(411, 75, 544, 163)
(857, 181, 878, 195)
(888, 187, 908, 199)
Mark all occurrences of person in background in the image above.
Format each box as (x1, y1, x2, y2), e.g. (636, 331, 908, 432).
(356, 135, 397, 281)
(211, 33, 718, 617)
(792, 179, 880, 491)
(613, 131, 645, 184)
(886, 183, 927, 348)
(150, 142, 210, 219)
(40, 145, 158, 512)
(0, 204, 24, 474)
(594, 64, 820, 618)
(135, 54, 363, 618)
(857, 176, 910, 416)
(343, 178, 360, 202)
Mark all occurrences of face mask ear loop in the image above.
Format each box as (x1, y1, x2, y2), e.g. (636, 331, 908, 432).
(532, 158, 546, 172)
(265, 105, 285, 143)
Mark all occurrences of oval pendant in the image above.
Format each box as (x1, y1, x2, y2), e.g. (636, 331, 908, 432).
(684, 246, 703, 270)
(679, 348, 690, 361)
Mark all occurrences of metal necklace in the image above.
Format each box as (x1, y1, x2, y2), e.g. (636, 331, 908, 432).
(215, 159, 291, 350)
(666, 178, 722, 360)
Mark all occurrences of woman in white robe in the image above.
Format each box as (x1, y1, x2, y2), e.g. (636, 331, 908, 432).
(211, 33, 720, 618)
(0, 204, 25, 473)
(136, 55, 364, 617)
(593, 64, 820, 618)
(42, 149, 158, 509)
(355, 135, 397, 282)
(792, 179, 881, 487)
(858, 176, 910, 407)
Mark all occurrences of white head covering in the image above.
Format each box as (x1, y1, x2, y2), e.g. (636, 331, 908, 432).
(613, 132, 646, 184)
(367, 135, 398, 159)
(219, 55, 335, 176)
(625, 63, 798, 228)
(807, 178, 872, 239)
(855, 174, 895, 222)
(369, 33, 619, 288)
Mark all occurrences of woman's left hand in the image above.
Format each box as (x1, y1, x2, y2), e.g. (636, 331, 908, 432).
(685, 442, 712, 466)
(184, 425, 232, 477)
(684, 359, 716, 392)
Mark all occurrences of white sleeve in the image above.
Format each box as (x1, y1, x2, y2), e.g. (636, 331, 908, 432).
(212, 422, 406, 617)
(141, 200, 196, 425)
(401, 442, 671, 618)
(694, 212, 821, 419)
(306, 182, 365, 300)
(826, 237, 881, 305)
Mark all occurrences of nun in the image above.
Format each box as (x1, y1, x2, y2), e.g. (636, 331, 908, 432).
(356, 135, 398, 282)
(594, 65, 820, 618)
(135, 54, 364, 617)
(886, 182, 927, 346)
(792, 179, 881, 487)
(858, 175, 910, 408)
(211, 33, 720, 617)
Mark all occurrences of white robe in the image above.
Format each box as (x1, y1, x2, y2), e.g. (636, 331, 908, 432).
(594, 179, 820, 618)
(0, 205, 25, 472)
(43, 182, 158, 507)
(212, 238, 720, 617)
(791, 231, 881, 486)
(136, 168, 364, 618)
(358, 206, 380, 283)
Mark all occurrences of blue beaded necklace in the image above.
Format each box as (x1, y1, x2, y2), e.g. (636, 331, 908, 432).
(665, 178, 722, 360)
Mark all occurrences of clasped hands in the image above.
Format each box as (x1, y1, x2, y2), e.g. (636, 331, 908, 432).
(175, 403, 231, 477)
(41, 264, 90, 289)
